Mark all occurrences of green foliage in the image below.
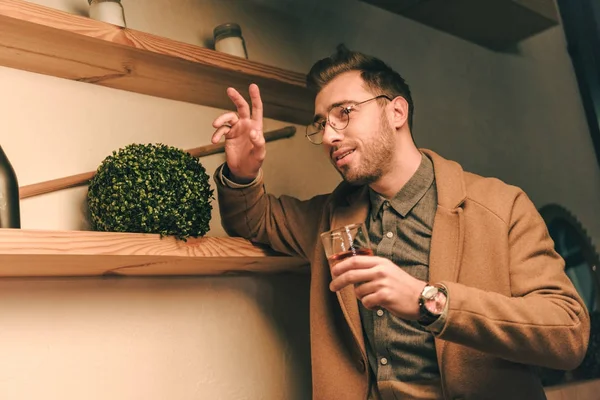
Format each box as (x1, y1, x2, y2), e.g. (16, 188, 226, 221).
(88, 143, 214, 241)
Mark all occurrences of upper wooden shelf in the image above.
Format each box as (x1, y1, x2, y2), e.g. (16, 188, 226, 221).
(0, 0, 314, 124)
(360, 0, 559, 51)
(0, 228, 308, 278)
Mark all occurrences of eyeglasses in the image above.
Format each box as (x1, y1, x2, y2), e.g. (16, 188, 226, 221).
(305, 95, 391, 145)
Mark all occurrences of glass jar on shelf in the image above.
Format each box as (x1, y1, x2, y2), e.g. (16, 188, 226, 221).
(213, 23, 248, 59)
(88, 0, 126, 28)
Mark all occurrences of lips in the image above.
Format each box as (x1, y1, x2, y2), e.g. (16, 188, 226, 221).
(332, 148, 355, 161)
(336, 150, 354, 161)
(331, 148, 356, 167)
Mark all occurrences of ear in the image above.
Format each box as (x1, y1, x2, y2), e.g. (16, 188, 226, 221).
(390, 96, 409, 130)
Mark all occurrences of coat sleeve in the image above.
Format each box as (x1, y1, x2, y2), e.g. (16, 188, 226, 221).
(438, 191, 590, 370)
(214, 165, 330, 260)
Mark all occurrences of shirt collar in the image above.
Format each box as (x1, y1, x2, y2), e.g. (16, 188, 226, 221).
(369, 153, 435, 220)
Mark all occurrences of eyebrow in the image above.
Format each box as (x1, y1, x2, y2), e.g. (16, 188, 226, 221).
(312, 99, 355, 123)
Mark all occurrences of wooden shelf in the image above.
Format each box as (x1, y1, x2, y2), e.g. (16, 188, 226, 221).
(0, 0, 314, 124)
(360, 0, 559, 51)
(0, 228, 308, 278)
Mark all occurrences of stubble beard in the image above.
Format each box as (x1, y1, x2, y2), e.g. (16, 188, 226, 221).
(338, 115, 396, 186)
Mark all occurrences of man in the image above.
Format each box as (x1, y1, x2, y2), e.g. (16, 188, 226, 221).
(211, 47, 590, 400)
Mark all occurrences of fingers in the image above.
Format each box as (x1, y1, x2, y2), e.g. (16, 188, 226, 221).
(249, 84, 263, 122)
(360, 292, 386, 310)
(212, 111, 239, 129)
(227, 87, 251, 119)
(354, 281, 382, 300)
(211, 85, 263, 145)
(211, 125, 231, 144)
(331, 255, 381, 278)
(249, 129, 266, 161)
(355, 281, 389, 311)
(330, 267, 379, 292)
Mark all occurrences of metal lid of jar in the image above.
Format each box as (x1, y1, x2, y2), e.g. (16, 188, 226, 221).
(213, 23, 243, 41)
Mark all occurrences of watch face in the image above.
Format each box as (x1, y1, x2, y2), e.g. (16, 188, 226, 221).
(427, 292, 445, 314)
(423, 286, 438, 300)
(419, 285, 446, 322)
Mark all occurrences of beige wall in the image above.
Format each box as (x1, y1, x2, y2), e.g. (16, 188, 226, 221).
(1, 0, 598, 399)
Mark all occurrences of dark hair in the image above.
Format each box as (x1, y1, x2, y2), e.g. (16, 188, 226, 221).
(307, 45, 414, 130)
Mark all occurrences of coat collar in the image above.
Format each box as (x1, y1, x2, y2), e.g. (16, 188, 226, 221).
(334, 149, 467, 209)
(420, 149, 467, 209)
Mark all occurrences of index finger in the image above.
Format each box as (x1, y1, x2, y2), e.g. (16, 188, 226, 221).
(331, 255, 381, 278)
(227, 87, 251, 119)
(249, 84, 263, 122)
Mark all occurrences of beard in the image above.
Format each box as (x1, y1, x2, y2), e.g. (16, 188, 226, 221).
(336, 114, 396, 186)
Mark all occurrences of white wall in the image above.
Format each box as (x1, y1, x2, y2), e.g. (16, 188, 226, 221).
(0, 276, 311, 400)
(1, 0, 598, 399)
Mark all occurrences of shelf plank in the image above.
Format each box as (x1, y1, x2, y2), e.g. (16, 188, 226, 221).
(0, 0, 314, 124)
(0, 229, 309, 277)
(359, 0, 558, 51)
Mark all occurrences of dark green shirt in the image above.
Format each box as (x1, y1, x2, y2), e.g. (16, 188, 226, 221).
(360, 154, 440, 387)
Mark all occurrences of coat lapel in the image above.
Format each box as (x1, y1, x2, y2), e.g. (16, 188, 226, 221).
(420, 149, 467, 364)
(329, 185, 370, 352)
(429, 206, 465, 284)
(421, 149, 467, 284)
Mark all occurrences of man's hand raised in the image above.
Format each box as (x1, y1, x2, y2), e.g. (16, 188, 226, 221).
(211, 83, 265, 183)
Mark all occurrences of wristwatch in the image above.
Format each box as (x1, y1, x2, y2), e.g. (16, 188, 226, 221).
(417, 283, 447, 325)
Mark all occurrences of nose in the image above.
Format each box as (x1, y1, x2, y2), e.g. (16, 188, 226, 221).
(322, 122, 344, 147)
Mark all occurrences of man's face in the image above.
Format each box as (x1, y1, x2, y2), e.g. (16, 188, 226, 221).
(314, 71, 396, 186)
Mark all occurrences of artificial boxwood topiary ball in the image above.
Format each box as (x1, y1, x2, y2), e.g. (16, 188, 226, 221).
(87, 143, 214, 241)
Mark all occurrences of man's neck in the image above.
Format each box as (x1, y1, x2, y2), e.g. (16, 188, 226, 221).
(369, 144, 423, 199)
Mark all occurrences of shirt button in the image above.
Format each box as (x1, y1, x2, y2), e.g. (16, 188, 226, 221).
(385, 231, 393, 239)
(380, 357, 388, 366)
(376, 309, 384, 317)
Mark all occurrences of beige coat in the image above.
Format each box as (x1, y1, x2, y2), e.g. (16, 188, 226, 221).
(215, 149, 590, 400)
